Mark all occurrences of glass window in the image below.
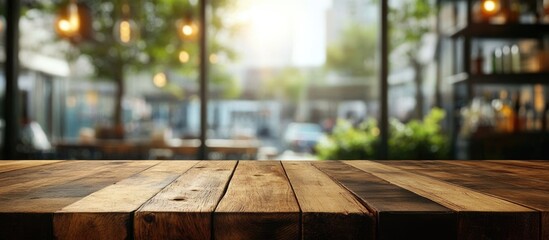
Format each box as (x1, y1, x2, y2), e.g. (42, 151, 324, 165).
(207, 0, 380, 160)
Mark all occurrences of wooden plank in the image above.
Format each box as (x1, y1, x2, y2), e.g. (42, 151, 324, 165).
(347, 161, 539, 240)
(313, 161, 456, 240)
(447, 160, 549, 185)
(0, 160, 159, 240)
(134, 161, 236, 240)
(487, 160, 549, 170)
(214, 161, 299, 240)
(0, 160, 154, 195)
(282, 161, 375, 240)
(385, 160, 549, 240)
(0, 160, 62, 174)
(53, 161, 198, 240)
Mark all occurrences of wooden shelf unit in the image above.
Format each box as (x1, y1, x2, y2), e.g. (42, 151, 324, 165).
(438, 0, 549, 159)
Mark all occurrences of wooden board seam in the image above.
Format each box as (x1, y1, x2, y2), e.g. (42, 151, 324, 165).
(130, 160, 201, 210)
(209, 160, 240, 239)
(280, 161, 304, 239)
(311, 162, 378, 218)
(347, 161, 534, 212)
(387, 162, 543, 213)
(116, 160, 199, 239)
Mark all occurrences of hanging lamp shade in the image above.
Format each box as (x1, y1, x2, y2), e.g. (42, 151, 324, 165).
(113, 18, 140, 44)
(113, 2, 140, 45)
(54, 2, 93, 43)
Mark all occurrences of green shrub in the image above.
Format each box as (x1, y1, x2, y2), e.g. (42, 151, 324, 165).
(316, 108, 449, 160)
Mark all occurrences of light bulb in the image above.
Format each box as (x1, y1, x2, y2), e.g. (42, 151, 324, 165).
(483, 0, 496, 13)
(183, 25, 194, 36)
(153, 72, 167, 88)
(57, 19, 72, 32)
(179, 51, 190, 63)
(481, 0, 499, 16)
(209, 54, 218, 64)
(55, 2, 80, 38)
(68, 2, 80, 32)
(114, 18, 139, 44)
(176, 19, 199, 41)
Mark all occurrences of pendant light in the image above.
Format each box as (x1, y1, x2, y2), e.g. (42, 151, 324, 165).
(55, 0, 80, 38)
(113, 0, 139, 45)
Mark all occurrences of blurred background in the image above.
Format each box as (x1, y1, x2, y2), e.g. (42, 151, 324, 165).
(1, 0, 548, 160)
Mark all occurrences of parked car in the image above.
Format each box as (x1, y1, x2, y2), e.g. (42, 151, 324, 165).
(283, 123, 325, 153)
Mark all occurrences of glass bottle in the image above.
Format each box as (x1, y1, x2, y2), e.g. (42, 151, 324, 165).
(495, 90, 514, 132)
(472, 47, 484, 75)
(502, 45, 512, 73)
(511, 44, 521, 73)
(493, 48, 503, 73)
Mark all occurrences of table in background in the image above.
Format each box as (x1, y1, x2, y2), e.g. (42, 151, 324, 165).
(54, 139, 260, 160)
(0, 160, 548, 240)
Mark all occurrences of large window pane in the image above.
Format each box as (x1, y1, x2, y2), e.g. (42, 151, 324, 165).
(207, 0, 379, 160)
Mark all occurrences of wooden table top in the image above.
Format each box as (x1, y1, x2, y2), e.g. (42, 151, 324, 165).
(0, 160, 548, 240)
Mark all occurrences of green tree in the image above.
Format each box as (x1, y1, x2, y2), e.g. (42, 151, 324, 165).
(326, 24, 377, 77)
(37, 0, 239, 137)
(389, 0, 435, 118)
(262, 67, 306, 104)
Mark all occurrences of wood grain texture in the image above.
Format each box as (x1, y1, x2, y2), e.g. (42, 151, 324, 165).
(0, 160, 157, 197)
(358, 161, 540, 240)
(313, 161, 456, 240)
(487, 160, 549, 170)
(0, 160, 62, 174)
(214, 161, 299, 240)
(135, 161, 237, 240)
(282, 161, 374, 240)
(54, 161, 198, 240)
(456, 160, 549, 182)
(444, 161, 549, 188)
(0, 160, 159, 240)
(385, 160, 549, 240)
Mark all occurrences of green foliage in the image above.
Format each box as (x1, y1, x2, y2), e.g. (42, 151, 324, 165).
(389, 0, 434, 54)
(388, 108, 449, 159)
(262, 67, 307, 103)
(29, 0, 239, 92)
(326, 24, 377, 77)
(316, 108, 449, 160)
(316, 119, 379, 160)
(210, 64, 241, 99)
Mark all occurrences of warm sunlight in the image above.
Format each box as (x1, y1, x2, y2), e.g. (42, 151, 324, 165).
(241, 4, 291, 50)
(227, 0, 332, 67)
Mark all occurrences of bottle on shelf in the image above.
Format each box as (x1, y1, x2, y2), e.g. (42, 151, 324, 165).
(518, 1, 537, 23)
(543, 0, 549, 23)
(543, 101, 549, 131)
(507, 0, 521, 23)
(493, 90, 514, 132)
(512, 91, 521, 132)
(510, 44, 521, 73)
(525, 102, 536, 130)
(472, 47, 485, 75)
(502, 45, 512, 73)
(533, 84, 544, 130)
(493, 47, 503, 73)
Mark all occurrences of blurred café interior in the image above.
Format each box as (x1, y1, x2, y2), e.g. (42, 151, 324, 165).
(2, 0, 549, 161)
